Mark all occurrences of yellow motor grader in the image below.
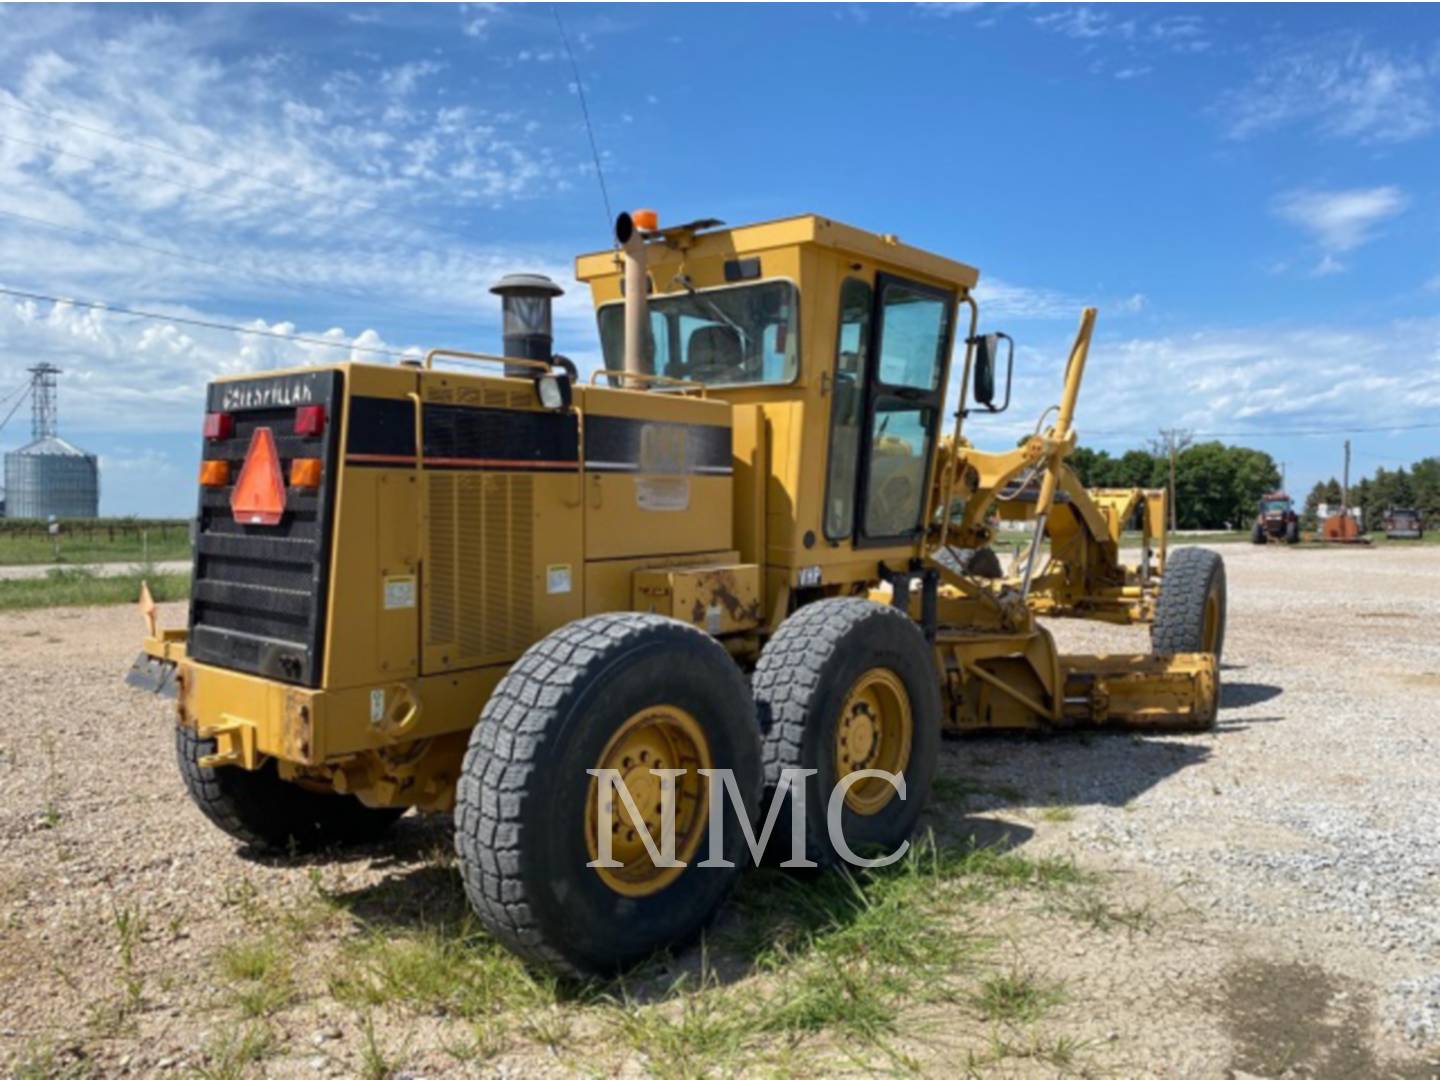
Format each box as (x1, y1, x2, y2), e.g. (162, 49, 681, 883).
(127, 210, 1224, 975)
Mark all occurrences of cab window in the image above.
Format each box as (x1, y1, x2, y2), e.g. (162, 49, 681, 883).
(597, 281, 799, 386)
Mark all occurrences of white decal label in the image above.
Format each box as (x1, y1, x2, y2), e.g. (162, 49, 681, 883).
(546, 564, 573, 595)
(383, 575, 416, 610)
(369, 689, 385, 725)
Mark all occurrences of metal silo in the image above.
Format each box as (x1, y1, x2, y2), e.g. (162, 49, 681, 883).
(1, 364, 100, 519)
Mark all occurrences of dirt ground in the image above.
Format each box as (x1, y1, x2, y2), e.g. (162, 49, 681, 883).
(1, 543, 1438, 1078)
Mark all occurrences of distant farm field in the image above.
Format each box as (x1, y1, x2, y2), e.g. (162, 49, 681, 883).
(0, 519, 191, 567)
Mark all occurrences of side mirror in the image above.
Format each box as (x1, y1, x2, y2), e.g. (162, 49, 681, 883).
(969, 332, 1014, 415)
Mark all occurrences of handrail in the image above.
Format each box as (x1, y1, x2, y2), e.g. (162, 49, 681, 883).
(588, 369, 707, 396)
(423, 348, 549, 374)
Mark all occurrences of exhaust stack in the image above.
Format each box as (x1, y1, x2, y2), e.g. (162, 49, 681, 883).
(615, 211, 653, 379)
(489, 273, 564, 378)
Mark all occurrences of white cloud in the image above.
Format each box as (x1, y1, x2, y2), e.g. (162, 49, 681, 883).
(951, 317, 1440, 449)
(1030, 8, 1209, 51)
(1113, 66, 1153, 81)
(459, 2, 499, 39)
(915, 2, 986, 17)
(1221, 36, 1439, 143)
(379, 59, 444, 97)
(1273, 186, 1407, 254)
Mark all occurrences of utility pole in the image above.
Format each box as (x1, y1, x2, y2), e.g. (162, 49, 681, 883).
(1280, 461, 1286, 490)
(1154, 428, 1193, 532)
(1341, 439, 1350, 511)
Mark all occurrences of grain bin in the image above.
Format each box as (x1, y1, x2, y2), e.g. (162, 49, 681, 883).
(1, 364, 99, 519)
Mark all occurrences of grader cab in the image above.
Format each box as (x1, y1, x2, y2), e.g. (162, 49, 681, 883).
(128, 210, 1224, 975)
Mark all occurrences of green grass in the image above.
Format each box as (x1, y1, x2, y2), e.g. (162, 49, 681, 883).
(0, 567, 189, 611)
(217, 937, 297, 1018)
(971, 968, 1062, 1023)
(179, 835, 1109, 1075)
(0, 521, 189, 566)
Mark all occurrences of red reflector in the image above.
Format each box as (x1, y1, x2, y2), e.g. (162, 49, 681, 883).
(294, 404, 326, 436)
(230, 427, 287, 526)
(203, 412, 233, 440)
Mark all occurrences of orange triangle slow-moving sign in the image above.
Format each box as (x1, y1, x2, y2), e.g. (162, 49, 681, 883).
(230, 426, 287, 526)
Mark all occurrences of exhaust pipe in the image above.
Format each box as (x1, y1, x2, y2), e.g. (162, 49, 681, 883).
(615, 211, 650, 379)
(489, 273, 563, 378)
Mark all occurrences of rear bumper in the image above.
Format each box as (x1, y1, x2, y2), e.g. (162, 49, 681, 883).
(126, 629, 504, 772)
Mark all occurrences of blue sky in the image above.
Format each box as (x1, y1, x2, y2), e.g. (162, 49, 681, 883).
(0, 2, 1436, 515)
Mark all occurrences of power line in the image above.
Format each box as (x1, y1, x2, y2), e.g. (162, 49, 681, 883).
(0, 202, 461, 319)
(0, 285, 417, 360)
(0, 128, 459, 266)
(0, 383, 31, 442)
(0, 206, 308, 286)
(553, 6, 615, 240)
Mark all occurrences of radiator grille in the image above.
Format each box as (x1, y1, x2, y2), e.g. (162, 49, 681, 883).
(427, 471, 534, 666)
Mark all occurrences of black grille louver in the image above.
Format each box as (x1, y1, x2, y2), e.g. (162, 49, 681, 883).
(188, 370, 342, 687)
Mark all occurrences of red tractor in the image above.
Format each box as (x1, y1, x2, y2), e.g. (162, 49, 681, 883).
(1252, 491, 1299, 544)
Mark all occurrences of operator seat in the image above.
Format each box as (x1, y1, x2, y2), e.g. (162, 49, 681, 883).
(685, 325, 743, 384)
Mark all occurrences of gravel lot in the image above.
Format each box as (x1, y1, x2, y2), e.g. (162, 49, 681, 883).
(0, 542, 1437, 1077)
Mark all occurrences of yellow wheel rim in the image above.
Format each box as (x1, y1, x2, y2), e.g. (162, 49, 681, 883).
(834, 668, 912, 816)
(585, 705, 711, 898)
(1203, 589, 1221, 653)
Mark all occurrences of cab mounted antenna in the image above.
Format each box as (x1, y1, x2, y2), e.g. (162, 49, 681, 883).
(553, 5, 614, 244)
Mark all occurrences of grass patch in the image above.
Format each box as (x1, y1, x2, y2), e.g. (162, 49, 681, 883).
(217, 937, 296, 1018)
(601, 836, 1096, 1071)
(1038, 805, 1077, 823)
(193, 1022, 274, 1080)
(971, 968, 1062, 1023)
(12, 1042, 96, 1080)
(329, 917, 556, 1022)
(0, 567, 189, 611)
(0, 525, 189, 566)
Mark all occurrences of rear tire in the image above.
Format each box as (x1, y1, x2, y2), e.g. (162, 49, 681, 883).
(454, 613, 761, 977)
(175, 726, 404, 852)
(1152, 547, 1227, 660)
(753, 599, 940, 867)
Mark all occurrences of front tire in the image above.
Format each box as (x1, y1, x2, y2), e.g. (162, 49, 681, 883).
(753, 599, 941, 867)
(176, 727, 404, 852)
(1152, 547, 1227, 660)
(454, 613, 761, 977)
(1251, 522, 1265, 545)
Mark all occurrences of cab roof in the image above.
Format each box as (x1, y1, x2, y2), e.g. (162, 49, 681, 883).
(574, 213, 980, 293)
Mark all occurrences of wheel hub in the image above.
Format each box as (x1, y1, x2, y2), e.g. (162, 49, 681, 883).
(585, 706, 711, 897)
(833, 668, 913, 816)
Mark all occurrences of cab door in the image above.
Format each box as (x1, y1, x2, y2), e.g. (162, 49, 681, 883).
(853, 274, 956, 546)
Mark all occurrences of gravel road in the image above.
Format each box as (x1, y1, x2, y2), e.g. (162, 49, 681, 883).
(0, 542, 1436, 1076)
